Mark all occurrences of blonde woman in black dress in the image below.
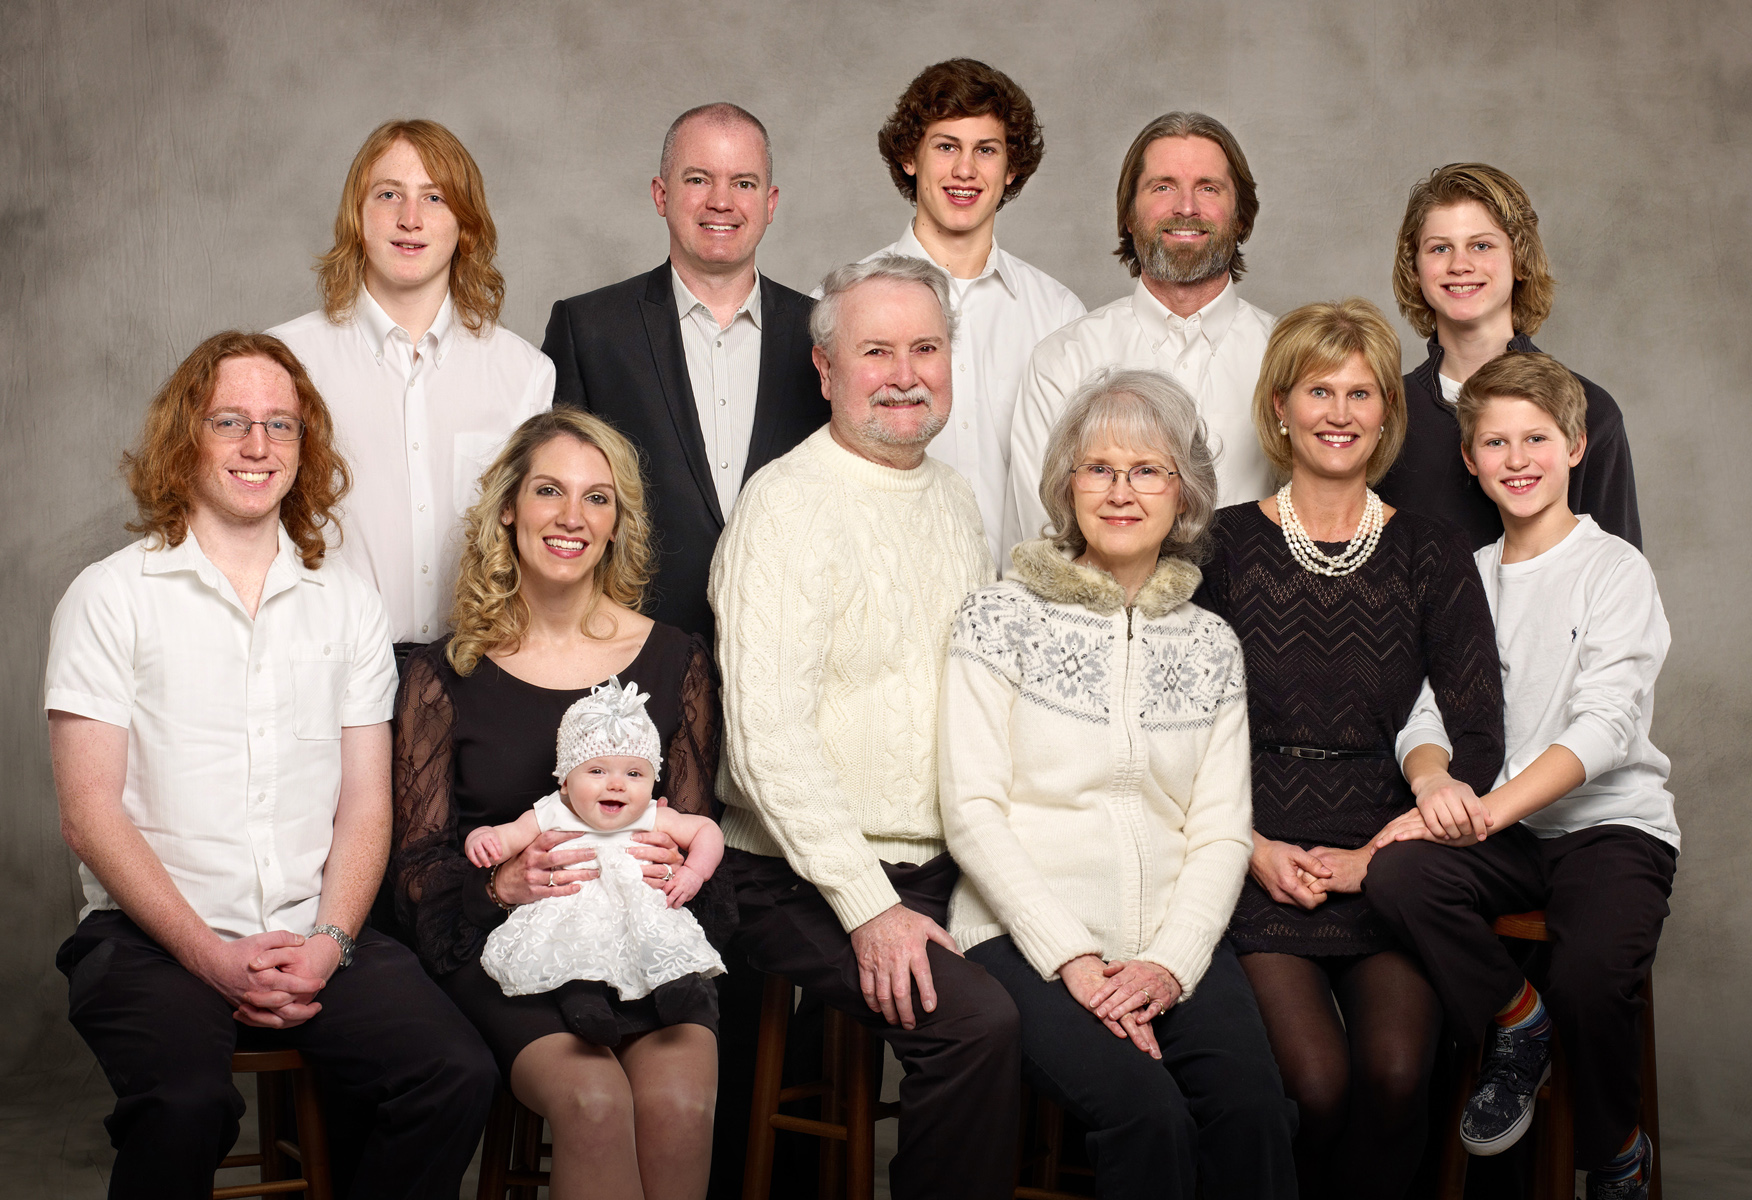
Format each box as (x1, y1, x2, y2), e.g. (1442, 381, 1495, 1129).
(1192, 299, 1504, 1200)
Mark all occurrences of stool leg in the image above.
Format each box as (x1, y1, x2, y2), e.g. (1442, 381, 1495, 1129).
(258, 1069, 285, 1182)
(820, 1007, 846, 1199)
(843, 1019, 875, 1200)
(476, 1087, 516, 1200)
(743, 973, 792, 1200)
(1640, 974, 1661, 1200)
(511, 1103, 543, 1200)
(290, 1066, 333, 1200)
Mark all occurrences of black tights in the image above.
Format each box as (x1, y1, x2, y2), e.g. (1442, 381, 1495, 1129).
(1240, 950, 1440, 1200)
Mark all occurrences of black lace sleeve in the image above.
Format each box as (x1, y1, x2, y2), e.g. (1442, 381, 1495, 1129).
(1415, 521, 1507, 795)
(666, 636, 737, 950)
(391, 649, 506, 975)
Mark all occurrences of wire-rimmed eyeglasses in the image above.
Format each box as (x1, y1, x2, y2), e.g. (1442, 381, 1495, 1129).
(1069, 463, 1179, 494)
(203, 413, 306, 441)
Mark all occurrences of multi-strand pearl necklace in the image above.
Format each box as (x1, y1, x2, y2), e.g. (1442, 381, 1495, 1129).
(1276, 483, 1383, 577)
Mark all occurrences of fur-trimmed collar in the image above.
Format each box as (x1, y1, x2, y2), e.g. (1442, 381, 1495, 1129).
(1009, 538, 1202, 620)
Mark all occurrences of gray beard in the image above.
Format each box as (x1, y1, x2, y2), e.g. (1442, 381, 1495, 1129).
(859, 385, 947, 447)
(1136, 220, 1239, 285)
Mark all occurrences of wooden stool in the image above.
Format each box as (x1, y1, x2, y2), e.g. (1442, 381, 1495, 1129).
(743, 972, 901, 1200)
(216, 1050, 332, 1200)
(1014, 1083, 1093, 1200)
(475, 1085, 552, 1200)
(1437, 911, 1662, 1200)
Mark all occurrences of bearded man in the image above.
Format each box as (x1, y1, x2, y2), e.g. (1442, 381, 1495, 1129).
(1005, 113, 1275, 550)
(708, 255, 1020, 1200)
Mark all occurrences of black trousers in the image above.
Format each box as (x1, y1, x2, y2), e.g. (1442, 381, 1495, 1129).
(1366, 824, 1676, 1169)
(968, 935, 1297, 1200)
(58, 911, 499, 1200)
(728, 849, 1021, 1200)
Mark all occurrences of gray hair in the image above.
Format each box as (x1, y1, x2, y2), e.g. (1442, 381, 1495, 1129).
(1038, 367, 1219, 561)
(810, 254, 958, 353)
(659, 102, 774, 185)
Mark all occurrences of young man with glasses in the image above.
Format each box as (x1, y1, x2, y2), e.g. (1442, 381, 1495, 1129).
(46, 332, 496, 1198)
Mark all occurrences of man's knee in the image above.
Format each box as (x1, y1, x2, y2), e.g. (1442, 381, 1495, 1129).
(930, 958, 1021, 1058)
(108, 1067, 244, 1150)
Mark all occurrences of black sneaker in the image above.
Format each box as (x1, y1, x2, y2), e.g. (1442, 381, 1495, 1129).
(1460, 1013, 1552, 1155)
(1585, 1130, 1652, 1200)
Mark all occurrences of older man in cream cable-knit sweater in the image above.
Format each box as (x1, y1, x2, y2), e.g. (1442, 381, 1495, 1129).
(709, 255, 1020, 1200)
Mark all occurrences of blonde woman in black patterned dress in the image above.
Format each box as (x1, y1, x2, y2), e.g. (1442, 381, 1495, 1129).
(1192, 299, 1504, 1200)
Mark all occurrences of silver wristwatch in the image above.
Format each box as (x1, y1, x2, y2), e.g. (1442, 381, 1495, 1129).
(311, 923, 356, 969)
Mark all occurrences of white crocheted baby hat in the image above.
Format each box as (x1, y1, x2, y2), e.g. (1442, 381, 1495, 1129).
(554, 677, 662, 781)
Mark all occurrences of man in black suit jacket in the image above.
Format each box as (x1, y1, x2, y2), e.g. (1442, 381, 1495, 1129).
(544, 102, 825, 643)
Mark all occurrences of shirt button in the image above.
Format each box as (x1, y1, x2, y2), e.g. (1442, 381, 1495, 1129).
(258, 792, 266, 802)
(715, 339, 723, 348)
(411, 442, 419, 451)
(961, 420, 969, 430)
(422, 624, 430, 635)
(719, 460, 728, 470)
(959, 362, 967, 371)
(254, 663, 263, 674)
(256, 727, 264, 737)
(718, 398, 727, 406)
(323, 645, 331, 655)
(421, 564, 429, 574)
(417, 503, 426, 512)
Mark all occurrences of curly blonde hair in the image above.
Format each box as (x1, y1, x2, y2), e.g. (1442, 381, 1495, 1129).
(316, 118, 505, 333)
(1392, 162, 1554, 340)
(447, 410, 653, 676)
(123, 331, 348, 569)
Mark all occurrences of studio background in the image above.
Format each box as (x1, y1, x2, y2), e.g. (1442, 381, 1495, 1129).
(3, 0, 1747, 1193)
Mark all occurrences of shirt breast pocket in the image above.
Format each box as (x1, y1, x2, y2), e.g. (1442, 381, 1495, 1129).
(291, 641, 353, 740)
(454, 432, 508, 513)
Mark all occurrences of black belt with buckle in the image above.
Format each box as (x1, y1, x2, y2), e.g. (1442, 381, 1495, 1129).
(1258, 743, 1393, 761)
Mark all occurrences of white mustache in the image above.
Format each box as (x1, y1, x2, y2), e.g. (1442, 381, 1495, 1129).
(871, 385, 934, 407)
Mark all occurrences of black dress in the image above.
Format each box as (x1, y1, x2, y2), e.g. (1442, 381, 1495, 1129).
(391, 623, 730, 1074)
(1192, 503, 1504, 958)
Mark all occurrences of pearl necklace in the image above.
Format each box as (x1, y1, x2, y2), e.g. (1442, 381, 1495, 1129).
(1276, 483, 1383, 577)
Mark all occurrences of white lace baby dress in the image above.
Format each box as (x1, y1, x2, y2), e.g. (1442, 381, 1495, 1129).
(479, 793, 726, 1000)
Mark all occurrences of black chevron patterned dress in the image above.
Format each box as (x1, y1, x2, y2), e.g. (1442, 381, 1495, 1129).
(1192, 502, 1504, 957)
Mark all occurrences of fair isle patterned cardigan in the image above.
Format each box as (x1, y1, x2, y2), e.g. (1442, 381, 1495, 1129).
(938, 539, 1254, 994)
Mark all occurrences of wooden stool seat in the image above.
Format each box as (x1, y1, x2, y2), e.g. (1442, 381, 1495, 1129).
(216, 1050, 331, 1200)
(744, 972, 900, 1200)
(475, 1084, 552, 1200)
(1437, 910, 1662, 1200)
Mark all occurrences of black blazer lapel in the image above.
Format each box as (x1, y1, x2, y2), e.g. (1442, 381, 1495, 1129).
(639, 265, 724, 527)
(746, 283, 804, 484)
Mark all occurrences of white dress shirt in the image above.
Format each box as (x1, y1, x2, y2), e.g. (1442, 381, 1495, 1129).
(866, 225, 1086, 569)
(269, 290, 554, 643)
(44, 527, 398, 940)
(673, 269, 763, 518)
(1007, 277, 1276, 554)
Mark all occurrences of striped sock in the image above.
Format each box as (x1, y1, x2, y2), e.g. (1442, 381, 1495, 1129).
(1496, 979, 1545, 1031)
(1596, 1128, 1649, 1182)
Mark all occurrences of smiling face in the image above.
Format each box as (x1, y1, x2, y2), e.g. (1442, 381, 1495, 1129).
(1274, 351, 1387, 486)
(904, 113, 1014, 241)
(560, 755, 656, 832)
(1072, 436, 1184, 571)
(501, 434, 619, 593)
(1127, 135, 1240, 285)
(1416, 200, 1518, 337)
(653, 117, 777, 279)
(359, 138, 460, 300)
(1463, 395, 1585, 522)
(191, 355, 302, 533)
(816, 277, 952, 467)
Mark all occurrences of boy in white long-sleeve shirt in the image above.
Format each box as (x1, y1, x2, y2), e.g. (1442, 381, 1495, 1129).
(1366, 352, 1675, 1200)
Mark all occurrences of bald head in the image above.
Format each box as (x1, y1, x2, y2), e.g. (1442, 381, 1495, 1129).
(659, 102, 773, 185)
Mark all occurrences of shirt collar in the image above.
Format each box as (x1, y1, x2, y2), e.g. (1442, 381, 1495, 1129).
(892, 222, 1019, 298)
(671, 267, 763, 330)
(354, 287, 458, 367)
(142, 524, 322, 592)
(1131, 275, 1240, 352)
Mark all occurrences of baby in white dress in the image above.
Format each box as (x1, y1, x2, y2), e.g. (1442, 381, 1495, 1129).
(467, 678, 725, 1044)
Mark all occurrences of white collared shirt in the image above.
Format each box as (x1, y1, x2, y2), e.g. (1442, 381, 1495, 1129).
(44, 528, 398, 940)
(1007, 277, 1276, 558)
(868, 224, 1086, 568)
(269, 290, 554, 643)
(673, 269, 763, 518)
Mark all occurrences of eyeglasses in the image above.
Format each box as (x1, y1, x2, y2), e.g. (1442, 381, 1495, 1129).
(203, 413, 306, 441)
(1070, 463, 1179, 494)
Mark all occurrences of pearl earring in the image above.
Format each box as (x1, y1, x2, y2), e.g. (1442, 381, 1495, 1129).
(1278, 421, 1288, 436)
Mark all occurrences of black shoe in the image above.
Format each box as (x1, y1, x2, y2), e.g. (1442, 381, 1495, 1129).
(557, 980, 621, 1046)
(1460, 1012, 1552, 1155)
(1585, 1131, 1652, 1200)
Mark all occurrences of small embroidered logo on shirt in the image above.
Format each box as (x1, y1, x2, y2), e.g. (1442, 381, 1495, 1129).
(1571, 627, 1579, 642)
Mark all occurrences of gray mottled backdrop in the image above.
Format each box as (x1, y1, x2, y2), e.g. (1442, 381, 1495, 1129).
(4, 0, 1748, 1191)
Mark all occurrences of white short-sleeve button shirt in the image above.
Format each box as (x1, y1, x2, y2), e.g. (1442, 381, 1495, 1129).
(44, 527, 398, 940)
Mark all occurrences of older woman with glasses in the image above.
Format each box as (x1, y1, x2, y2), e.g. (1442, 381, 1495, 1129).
(1191, 299, 1504, 1200)
(939, 368, 1295, 1200)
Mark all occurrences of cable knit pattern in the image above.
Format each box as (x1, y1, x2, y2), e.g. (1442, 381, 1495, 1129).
(711, 427, 993, 931)
(940, 540, 1254, 996)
